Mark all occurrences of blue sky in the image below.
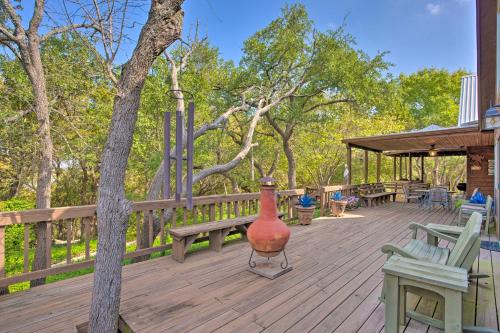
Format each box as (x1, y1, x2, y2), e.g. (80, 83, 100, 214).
(13, 0, 476, 75)
(182, 0, 477, 75)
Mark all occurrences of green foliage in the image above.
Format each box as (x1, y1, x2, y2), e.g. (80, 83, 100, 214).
(399, 68, 468, 129)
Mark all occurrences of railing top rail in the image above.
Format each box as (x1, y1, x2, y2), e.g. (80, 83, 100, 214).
(0, 189, 305, 226)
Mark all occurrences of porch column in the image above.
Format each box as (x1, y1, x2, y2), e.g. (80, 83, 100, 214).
(346, 144, 352, 185)
(420, 156, 425, 182)
(393, 156, 397, 181)
(409, 153, 412, 181)
(399, 156, 403, 180)
(376, 152, 381, 183)
(364, 150, 369, 184)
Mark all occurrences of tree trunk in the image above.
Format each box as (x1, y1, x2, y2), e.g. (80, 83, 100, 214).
(21, 41, 54, 287)
(88, 2, 183, 332)
(283, 140, 297, 189)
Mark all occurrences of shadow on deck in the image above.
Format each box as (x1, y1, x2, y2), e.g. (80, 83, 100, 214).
(0, 203, 498, 332)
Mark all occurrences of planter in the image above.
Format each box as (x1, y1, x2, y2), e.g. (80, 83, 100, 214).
(295, 205, 315, 225)
(330, 200, 348, 217)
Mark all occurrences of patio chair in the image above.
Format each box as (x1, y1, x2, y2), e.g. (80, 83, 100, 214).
(426, 187, 449, 209)
(381, 213, 483, 330)
(402, 185, 421, 206)
(458, 195, 493, 234)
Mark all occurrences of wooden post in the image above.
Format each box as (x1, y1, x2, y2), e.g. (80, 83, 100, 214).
(364, 150, 369, 184)
(346, 145, 352, 185)
(163, 112, 171, 199)
(420, 156, 425, 182)
(175, 111, 183, 202)
(399, 156, 402, 180)
(0, 227, 4, 280)
(186, 102, 194, 209)
(376, 152, 381, 183)
(409, 154, 412, 181)
(393, 156, 397, 181)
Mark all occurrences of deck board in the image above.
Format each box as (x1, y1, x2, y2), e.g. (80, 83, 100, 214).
(0, 203, 499, 333)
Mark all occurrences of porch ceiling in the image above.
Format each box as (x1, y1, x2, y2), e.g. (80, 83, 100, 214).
(342, 125, 494, 155)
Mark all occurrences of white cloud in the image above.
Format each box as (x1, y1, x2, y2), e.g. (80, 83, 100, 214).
(426, 3, 442, 15)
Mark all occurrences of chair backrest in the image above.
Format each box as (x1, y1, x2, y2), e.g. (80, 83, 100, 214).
(447, 212, 482, 269)
(429, 187, 448, 203)
(403, 185, 410, 197)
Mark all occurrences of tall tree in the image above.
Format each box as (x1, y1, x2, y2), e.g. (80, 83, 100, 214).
(73, 1, 186, 331)
(0, 0, 90, 287)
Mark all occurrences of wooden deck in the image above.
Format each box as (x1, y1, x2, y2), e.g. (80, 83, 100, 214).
(0, 203, 499, 332)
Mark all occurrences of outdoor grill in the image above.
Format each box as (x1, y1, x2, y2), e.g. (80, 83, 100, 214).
(457, 182, 467, 193)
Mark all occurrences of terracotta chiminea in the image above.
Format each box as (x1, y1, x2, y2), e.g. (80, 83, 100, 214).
(246, 178, 292, 279)
(247, 177, 291, 258)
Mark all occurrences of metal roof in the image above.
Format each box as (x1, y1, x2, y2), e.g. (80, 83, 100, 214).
(458, 74, 478, 126)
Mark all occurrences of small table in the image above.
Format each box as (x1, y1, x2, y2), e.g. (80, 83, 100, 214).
(415, 189, 456, 209)
(382, 256, 468, 333)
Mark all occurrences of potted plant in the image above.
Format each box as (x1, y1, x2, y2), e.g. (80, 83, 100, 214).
(330, 192, 348, 217)
(296, 194, 316, 225)
(344, 196, 360, 210)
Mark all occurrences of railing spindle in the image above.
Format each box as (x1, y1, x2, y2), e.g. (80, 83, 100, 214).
(84, 217, 90, 260)
(136, 212, 141, 250)
(23, 225, 29, 273)
(160, 209, 165, 245)
(66, 220, 72, 264)
(148, 210, 154, 247)
(46, 222, 52, 268)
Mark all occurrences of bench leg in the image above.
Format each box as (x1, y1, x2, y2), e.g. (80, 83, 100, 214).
(172, 236, 186, 262)
(235, 224, 249, 241)
(444, 289, 462, 333)
(209, 230, 223, 252)
(172, 234, 198, 262)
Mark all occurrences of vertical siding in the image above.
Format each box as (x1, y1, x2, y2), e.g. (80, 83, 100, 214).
(458, 75, 478, 126)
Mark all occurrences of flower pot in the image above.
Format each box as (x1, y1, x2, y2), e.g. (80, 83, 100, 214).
(330, 200, 348, 217)
(295, 205, 315, 225)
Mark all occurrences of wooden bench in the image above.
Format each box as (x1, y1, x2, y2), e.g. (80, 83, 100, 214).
(359, 183, 396, 207)
(382, 256, 469, 333)
(169, 213, 284, 262)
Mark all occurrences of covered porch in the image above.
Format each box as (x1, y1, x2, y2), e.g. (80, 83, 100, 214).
(342, 125, 495, 198)
(0, 203, 498, 332)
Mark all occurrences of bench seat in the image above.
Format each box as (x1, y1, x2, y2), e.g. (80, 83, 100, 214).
(169, 213, 284, 262)
(360, 191, 397, 207)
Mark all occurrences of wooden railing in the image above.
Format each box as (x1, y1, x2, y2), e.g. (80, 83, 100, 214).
(0, 189, 304, 289)
(318, 182, 432, 216)
(319, 184, 360, 216)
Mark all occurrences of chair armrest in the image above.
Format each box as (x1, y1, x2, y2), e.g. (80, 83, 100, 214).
(381, 243, 419, 260)
(408, 223, 458, 243)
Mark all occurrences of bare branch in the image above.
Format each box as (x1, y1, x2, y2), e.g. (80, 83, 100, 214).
(40, 23, 94, 42)
(0, 0, 25, 34)
(28, 0, 45, 34)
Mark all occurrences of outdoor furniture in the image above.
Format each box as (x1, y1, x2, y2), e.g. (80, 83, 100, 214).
(458, 195, 493, 233)
(402, 185, 422, 206)
(381, 212, 482, 329)
(382, 256, 468, 333)
(428, 187, 451, 209)
(359, 183, 396, 207)
(170, 213, 285, 262)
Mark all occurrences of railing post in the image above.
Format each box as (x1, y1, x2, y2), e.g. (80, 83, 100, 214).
(209, 204, 216, 222)
(319, 187, 326, 216)
(0, 226, 4, 280)
(46, 222, 52, 269)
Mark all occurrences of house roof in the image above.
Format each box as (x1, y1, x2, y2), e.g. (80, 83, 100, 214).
(342, 124, 494, 156)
